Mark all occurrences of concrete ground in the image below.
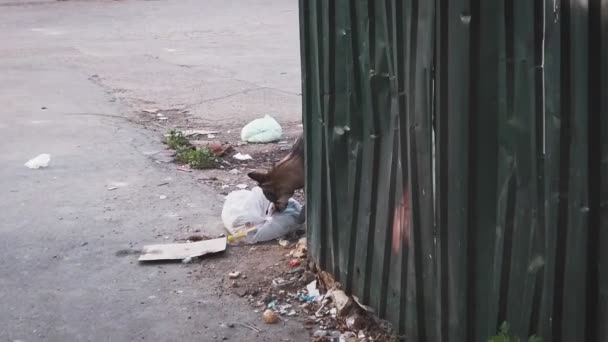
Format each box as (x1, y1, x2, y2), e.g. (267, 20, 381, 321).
(0, 0, 305, 341)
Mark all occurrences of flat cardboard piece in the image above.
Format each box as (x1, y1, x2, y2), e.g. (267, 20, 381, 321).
(138, 237, 227, 261)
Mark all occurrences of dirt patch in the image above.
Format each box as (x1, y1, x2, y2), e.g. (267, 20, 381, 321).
(180, 233, 395, 341)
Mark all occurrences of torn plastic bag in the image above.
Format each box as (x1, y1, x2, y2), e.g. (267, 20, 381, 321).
(221, 186, 270, 234)
(221, 186, 303, 243)
(245, 198, 302, 243)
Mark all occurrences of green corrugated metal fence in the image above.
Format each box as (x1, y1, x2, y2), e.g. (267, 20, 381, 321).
(299, 0, 607, 340)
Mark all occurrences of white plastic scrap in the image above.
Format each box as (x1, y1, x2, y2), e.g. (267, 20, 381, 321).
(306, 280, 321, 301)
(24, 154, 51, 169)
(233, 153, 253, 161)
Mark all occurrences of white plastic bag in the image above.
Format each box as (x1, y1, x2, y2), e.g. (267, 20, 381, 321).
(240, 115, 282, 143)
(221, 187, 270, 234)
(245, 198, 302, 243)
(221, 186, 303, 243)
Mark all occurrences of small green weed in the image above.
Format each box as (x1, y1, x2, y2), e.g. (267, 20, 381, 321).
(175, 146, 218, 169)
(165, 130, 218, 169)
(488, 322, 541, 342)
(165, 129, 191, 150)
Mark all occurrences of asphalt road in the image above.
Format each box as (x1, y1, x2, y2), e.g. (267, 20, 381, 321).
(0, 0, 305, 341)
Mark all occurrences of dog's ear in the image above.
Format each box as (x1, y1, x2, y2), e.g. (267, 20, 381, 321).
(247, 170, 268, 184)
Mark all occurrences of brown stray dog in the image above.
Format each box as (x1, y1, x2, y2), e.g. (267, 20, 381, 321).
(248, 135, 305, 221)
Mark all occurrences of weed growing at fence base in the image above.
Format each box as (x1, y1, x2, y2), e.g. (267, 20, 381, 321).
(488, 322, 541, 342)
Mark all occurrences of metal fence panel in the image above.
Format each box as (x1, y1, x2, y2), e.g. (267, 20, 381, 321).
(300, 0, 608, 340)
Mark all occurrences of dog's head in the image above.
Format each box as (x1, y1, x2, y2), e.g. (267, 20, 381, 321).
(248, 168, 295, 212)
(248, 135, 305, 211)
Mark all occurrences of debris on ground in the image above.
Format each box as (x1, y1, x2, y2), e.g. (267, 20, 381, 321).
(290, 237, 307, 258)
(278, 239, 289, 247)
(233, 152, 253, 161)
(142, 108, 160, 114)
(181, 129, 219, 138)
(222, 187, 302, 244)
(24, 153, 51, 169)
(241, 115, 282, 143)
(287, 259, 301, 267)
(207, 142, 233, 157)
(262, 309, 280, 324)
(222, 187, 304, 243)
(235, 184, 248, 189)
(138, 237, 226, 262)
(306, 280, 321, 300)
(228, 271, 241, 279)
(159, 195, 167, 200)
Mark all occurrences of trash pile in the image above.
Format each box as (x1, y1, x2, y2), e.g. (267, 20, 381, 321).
(242, 253, 396, 341)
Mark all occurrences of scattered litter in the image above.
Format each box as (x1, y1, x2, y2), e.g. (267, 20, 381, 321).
(330, 290, 352, 314)
(272, 277, 296, 289)
(237, 322, 261, 333)
(233, 153, 253, 161)
(262, 309, 279, 324)
(276, 303, 293, 315)
(314, 330, 328, 338)
(306, 280, 321, 301)
(107, 186, 118, 191)
(157, 182, 169, 186)
(24, 154, 51, 169)
(177, 166, 192, 172)
(229, 169, 241, 175)
(241, 115, 282, 143)
(290, 237, 307, 258)
(235, 184, 248, 189)
(207, 142, 232, 157)
(340, 331, 357, 342)
(182, 256, 194, 264)
(142, 108, 160, 114)
(299, 294, 317, 302)
(207, 134, 216, 139)
(181, 129, 219, 137)
(138, 237, 226, 262)
(278, 239, 289, 247)
(287, 259, 301, 267)
(228, 271, 242, 279)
